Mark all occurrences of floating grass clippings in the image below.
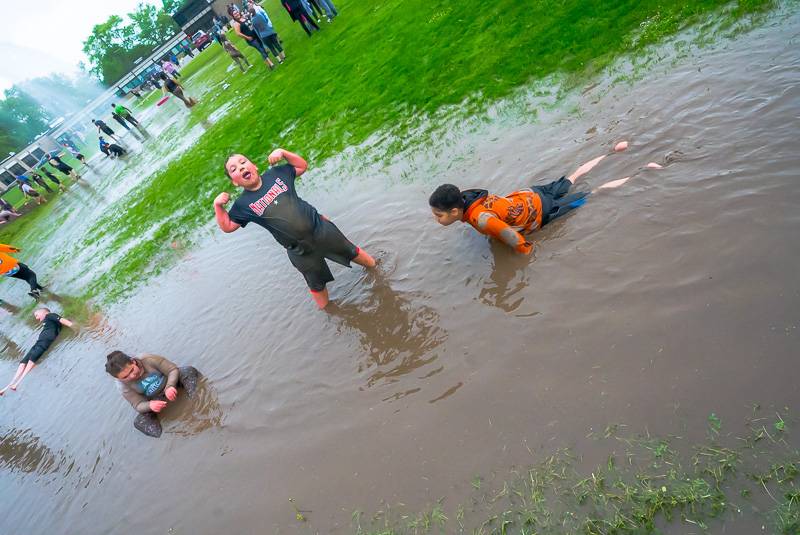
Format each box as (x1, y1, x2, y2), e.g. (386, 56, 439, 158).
(353, 413, 799, 534)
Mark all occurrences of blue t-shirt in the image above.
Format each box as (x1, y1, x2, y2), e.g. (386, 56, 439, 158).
(135, 372, 166, 397)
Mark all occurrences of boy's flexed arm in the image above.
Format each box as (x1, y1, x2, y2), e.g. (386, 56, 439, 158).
(213, 192, 241, 233)
(59, 317, 74, 328)
(476, 213, 533, 255)
(268, 148, 307, 177)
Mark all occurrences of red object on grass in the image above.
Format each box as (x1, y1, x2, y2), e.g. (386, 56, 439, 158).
(157, 95, 170, 106)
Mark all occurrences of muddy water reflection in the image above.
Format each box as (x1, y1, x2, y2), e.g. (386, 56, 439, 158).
(327, 270, 447, 390)
(1, 11, 799, 535)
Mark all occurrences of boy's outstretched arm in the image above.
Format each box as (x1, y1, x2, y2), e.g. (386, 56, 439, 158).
(478, 214, 533, 255)
(268, 148, 307, 177)
(59, 318, 74, 328)
(213, 192, 241, 233)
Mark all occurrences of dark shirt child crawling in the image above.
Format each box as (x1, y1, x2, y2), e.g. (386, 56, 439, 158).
(105, 351, 200, 438)
(0, 308, 74, 395)
(213, 148, 376, 309)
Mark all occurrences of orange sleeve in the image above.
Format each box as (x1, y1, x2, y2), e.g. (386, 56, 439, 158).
(476, 214, 533, 255)
(0, 244, 20, 254)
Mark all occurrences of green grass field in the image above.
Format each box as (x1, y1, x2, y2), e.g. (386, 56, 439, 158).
(0, 0, 778, 302)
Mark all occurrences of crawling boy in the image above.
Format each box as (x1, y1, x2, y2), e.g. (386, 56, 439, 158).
(429, 142, 635, 254)
(214, 148, 375, 309)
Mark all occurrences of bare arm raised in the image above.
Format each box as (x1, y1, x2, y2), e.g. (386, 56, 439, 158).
(213, 192, 241, 233)
(268, 148, 307, 177)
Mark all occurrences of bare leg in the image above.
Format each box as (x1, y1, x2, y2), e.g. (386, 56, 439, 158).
(595, 177, 632, 190)
(567, 141, 628, 184)
(310, 288, 329, 309)
(352, 248, 376, 268)
(10, 361, 36, 390)
(0, 363, 26, 395)
(593, 160, 663, 192)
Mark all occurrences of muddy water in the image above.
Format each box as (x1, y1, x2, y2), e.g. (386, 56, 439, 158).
(2, 12, 799, 535)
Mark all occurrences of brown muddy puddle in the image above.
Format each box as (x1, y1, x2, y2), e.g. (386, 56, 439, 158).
(1, 12, 799, 535)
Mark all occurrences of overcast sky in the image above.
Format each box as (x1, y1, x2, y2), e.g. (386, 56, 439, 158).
(0, 0, 161, 92)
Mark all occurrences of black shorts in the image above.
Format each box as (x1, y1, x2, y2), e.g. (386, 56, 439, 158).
(56, 164, 73, 174)
(532, 176, 590, 226)
(287, 219, 358, 292)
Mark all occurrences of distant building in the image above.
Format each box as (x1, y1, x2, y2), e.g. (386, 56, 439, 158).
(172, 0, 231, 39)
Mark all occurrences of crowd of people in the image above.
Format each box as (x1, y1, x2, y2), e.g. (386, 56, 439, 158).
(0, 1, 668, 444)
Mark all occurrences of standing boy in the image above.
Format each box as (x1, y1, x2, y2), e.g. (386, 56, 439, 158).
(214, 148, 375, 309)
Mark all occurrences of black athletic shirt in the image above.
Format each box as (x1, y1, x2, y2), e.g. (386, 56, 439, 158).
(228, 164, 322, 255)
(40, 313, 63, 343)
(237, 19, 258, 40)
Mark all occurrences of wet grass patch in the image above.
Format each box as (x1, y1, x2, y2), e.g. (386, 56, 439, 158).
(350, 412, 798, 534)
(0, 0, 781, 303)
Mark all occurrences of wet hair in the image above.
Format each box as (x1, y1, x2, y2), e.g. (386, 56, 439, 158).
(224, 153, 239, 178)
(111, 103, 116, 107)
(227, 4, 239, 17)
(429, 184, 464, 211)
(105, 350, 133, 377)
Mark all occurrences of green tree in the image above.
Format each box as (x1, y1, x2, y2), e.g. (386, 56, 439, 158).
(82, 5, 179, 85)
(161, 0, 185, 15)
(0, 87, 51, 156)
(129, 3, 179, 46)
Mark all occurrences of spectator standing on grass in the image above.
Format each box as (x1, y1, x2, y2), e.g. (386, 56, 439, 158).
(110, 110, 135, 134)
(283, 0, 319, 36)
(30, 173, 54, 193)
(20, 183, 45, 205)
(218, 31, 252, 72)
(249, 3, 286, 63)
(162, 59, 181, 79)
(48, 154, 83, 182)
(316, 0, 338, 21)
(228, 5, 276, 70)
(38, 166, 66, 189)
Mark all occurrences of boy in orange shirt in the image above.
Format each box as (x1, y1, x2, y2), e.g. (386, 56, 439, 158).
(0, 244, 44, 298)
(429, 142, 637, 254)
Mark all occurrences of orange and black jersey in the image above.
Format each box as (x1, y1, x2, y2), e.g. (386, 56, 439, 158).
(461, 189, 542, 254)
(0, 243, 21, 276)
